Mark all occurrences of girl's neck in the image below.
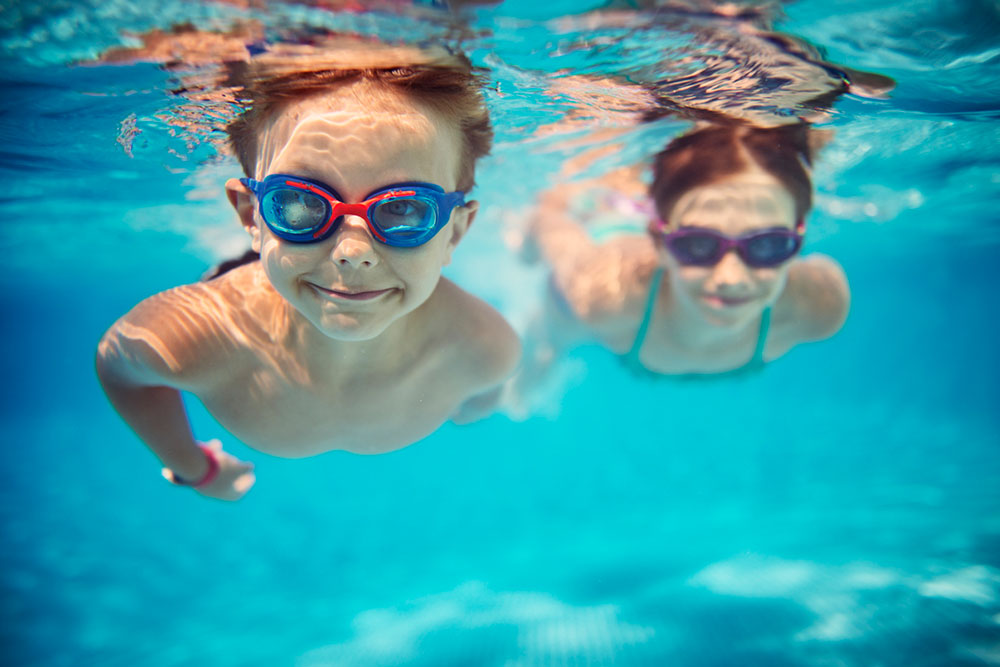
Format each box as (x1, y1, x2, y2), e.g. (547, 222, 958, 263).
(659, 283, 761, 350)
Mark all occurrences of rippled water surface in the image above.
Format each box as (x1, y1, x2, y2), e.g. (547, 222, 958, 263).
(1, 1, 999, 665)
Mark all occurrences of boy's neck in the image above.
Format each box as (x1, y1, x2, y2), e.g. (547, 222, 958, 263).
(280, 285, 433, 378)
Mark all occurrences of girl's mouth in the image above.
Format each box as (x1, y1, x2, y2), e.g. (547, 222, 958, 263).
(702, 293, 754, 308)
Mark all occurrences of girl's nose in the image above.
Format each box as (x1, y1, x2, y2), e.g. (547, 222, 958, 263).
(706, 250, 751, 290)
(329, 215, 379, 268)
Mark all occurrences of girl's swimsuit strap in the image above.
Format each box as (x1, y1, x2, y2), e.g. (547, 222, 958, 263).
(750, 305, 772, 365)
(623, 266, 772, 377)
(625, 266, 665, 365)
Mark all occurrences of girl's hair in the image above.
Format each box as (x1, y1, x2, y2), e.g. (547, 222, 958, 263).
(224, 42, 493, 191)
(650, 123, 816, 222)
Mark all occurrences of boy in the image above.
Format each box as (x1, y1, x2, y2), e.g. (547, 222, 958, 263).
(96, 42, 521, 501)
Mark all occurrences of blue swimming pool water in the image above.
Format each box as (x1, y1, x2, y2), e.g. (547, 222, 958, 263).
(2, 1, 999, 665)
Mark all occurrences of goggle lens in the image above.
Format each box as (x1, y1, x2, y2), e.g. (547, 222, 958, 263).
(743, 232, 800, 266)
(371, 197, 436, 239)
(262, 189, 328, 235)
(669, 233, 723, 265)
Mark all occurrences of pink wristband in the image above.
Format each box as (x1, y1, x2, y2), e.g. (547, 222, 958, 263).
(164, 444, 220, 488)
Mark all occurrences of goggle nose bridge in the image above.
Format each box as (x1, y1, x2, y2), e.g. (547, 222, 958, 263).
(331, 202, 373, 219)
(313, 202, 375, 240)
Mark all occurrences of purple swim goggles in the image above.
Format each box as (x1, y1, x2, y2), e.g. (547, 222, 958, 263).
(241, 174, 466, 248)
(657, 223, 804, 268)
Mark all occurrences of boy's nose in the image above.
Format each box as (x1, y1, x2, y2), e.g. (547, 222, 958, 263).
(329, 215, 379, 268)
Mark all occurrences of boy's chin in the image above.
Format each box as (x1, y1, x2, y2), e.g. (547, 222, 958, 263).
(315, 312, 396, 342)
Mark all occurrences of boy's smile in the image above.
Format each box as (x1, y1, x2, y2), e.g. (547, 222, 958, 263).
(234, 83, 475, 342)
(308, 284, 396, 302)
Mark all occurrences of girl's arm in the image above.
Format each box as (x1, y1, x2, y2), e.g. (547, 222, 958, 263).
(530, 180, 656, 324)
(531, 182, 601, 291)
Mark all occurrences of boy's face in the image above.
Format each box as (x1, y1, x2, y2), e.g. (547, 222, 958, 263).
(228, 85, 476, 342)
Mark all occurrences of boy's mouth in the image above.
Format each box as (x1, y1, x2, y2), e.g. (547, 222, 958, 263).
(308, 283, 395, 301)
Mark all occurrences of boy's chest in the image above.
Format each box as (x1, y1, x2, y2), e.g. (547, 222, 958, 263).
(198, 359, 462, 457)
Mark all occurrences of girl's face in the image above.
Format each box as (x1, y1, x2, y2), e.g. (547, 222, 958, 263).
(658, 167, 799, 327)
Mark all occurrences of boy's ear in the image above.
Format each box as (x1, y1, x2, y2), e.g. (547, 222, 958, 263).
(225, 178, 262, 253)
(442, 200, 478, 266)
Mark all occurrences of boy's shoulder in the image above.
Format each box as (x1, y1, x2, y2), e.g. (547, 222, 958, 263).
(424, 277, 522, 389)
(106, 263, 276, 386)
(127, 261, 271, 328)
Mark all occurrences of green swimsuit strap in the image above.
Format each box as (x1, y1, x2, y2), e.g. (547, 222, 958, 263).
(751, 306, 772, 364)
(626, 268, 772, 373)
(626, 266, 665, 364)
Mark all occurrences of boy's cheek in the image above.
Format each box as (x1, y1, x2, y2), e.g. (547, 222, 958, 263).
(258, 236, 322, 272)
(441, 226, 465, 266)
(256, 235, 290, 270)
(440, 233, 456, 266)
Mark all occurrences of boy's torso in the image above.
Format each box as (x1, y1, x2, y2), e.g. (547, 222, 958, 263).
(158, 263, 510, 456)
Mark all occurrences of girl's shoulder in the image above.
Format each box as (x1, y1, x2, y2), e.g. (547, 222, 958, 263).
(773, 253, 850, 342)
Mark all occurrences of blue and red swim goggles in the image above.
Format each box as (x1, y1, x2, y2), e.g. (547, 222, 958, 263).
(240, 174, 467, 248)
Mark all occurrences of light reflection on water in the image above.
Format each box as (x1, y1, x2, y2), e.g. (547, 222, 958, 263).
(0, 1, 998, 665)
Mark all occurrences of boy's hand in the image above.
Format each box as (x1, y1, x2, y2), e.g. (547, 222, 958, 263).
(195, 439, 256, 501)
(451, 386, 503, 425)
(163, 439, 256, 501)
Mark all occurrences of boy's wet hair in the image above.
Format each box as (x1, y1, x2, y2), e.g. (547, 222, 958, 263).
(225, 42, 493, 192)
(650, 123, 817, 222)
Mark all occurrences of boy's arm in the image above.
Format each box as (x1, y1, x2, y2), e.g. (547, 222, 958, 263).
(448, 291, 523, 425)
(95, 365, 208, 480)
(95, 289, 255, 500)
(450, 386, 503, 425)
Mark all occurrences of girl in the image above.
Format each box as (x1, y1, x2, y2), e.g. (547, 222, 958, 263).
(526, 123, 848, 381)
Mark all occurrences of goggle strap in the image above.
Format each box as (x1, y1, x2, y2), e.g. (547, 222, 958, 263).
(285, 179, 331, 200)
(240, 177, 260, 195)
(370, 190, 417, 201)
